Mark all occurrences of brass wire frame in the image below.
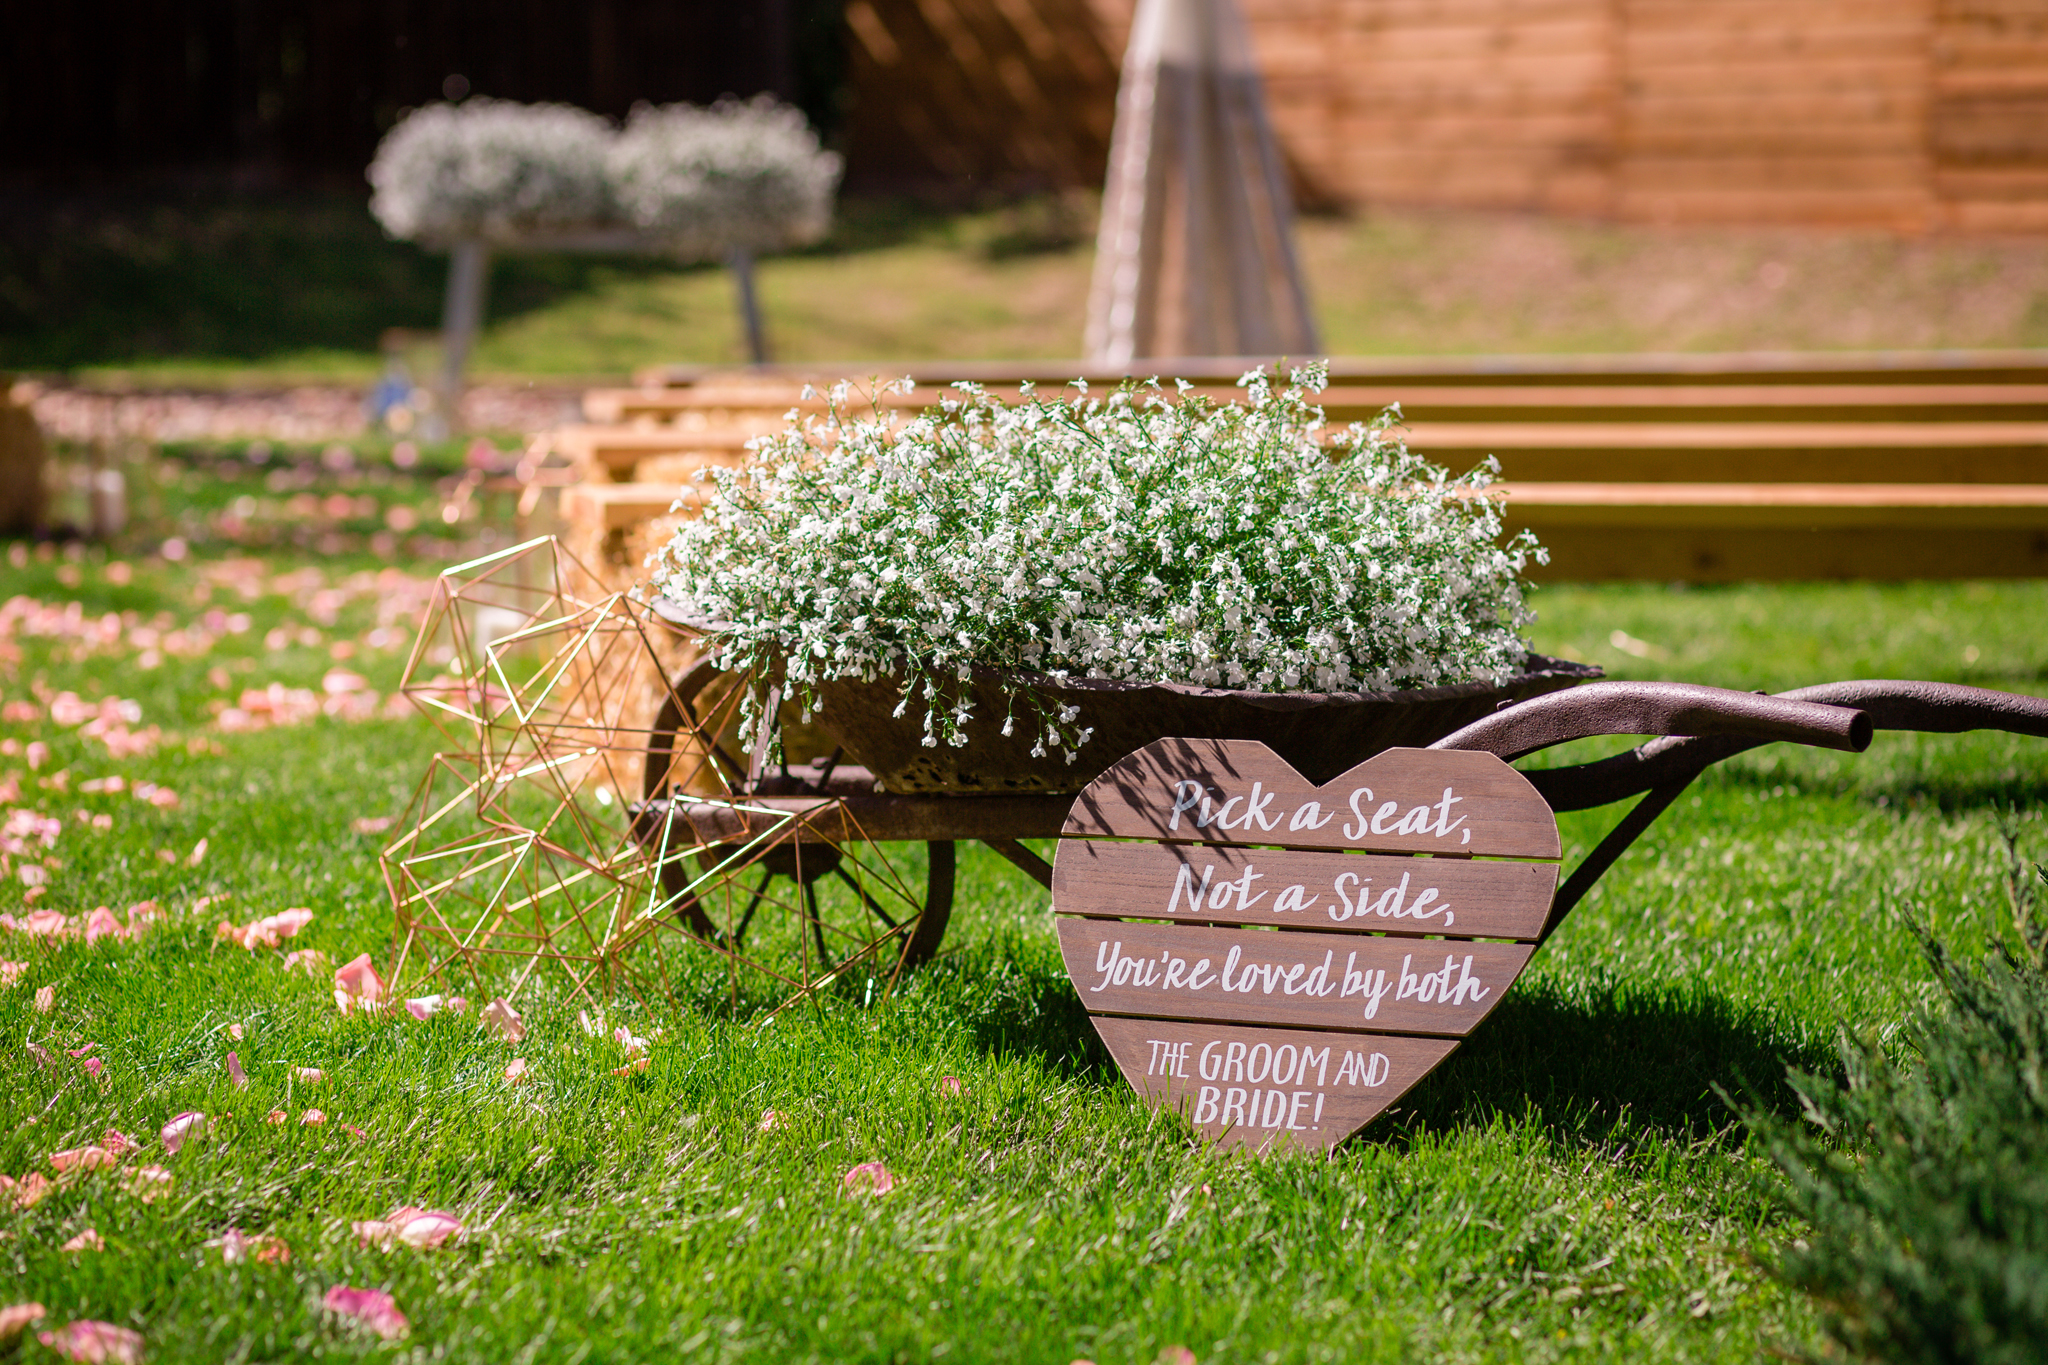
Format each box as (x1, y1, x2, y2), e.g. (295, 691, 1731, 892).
(380, 536, 937, 1015)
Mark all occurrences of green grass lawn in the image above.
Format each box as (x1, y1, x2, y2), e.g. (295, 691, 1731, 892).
(6, 188, 2046, 386)
(5, 468, 2047, 1362)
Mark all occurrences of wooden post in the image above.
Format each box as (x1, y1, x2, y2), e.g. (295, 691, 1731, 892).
(727, 247, 769, 366)
(430, 241, 492, 440)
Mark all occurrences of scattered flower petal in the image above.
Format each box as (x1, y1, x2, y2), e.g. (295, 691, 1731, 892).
(939, 1076, 963, 1097)
(0, 1303, 45, 1343)
(300, 1109, 326, 1126)
(37, 1320, 144, 1365)
(403, 995, 443, 1021)
(101, 1129, 138, 1156)
(118, 1166, 173, 1202)
(612, 1025, 648, 1056)
(0, 960, 24, 986)
(503, 1058, 529, 1085)
(611, 1057, 649, 1076)
(842, 1161, 894, 1196)
(292, 1067, 325, 1085)
(445, 995, 468, 1014)
(227, 1051, 247, 1088)
(227, 1023, 243, 1040)
(758, 1109, 781, 1132)
(161, 1111, 207, 1154)
(67, 1043, 98, 1058)
(33, 985, 52, 1013)
(480, 997, 525, 1044)
(81, 907, 127, 944)
(350, 816, 393, 835)
(322, 1286, 409, 1340)
(332, 953, 386, 1013)
(49, 1146, 116, 1174)
(281, 948, 328, 977)
(217, 907, 313, 950)
(204, 1228, 289, 1264)
(1157, 1349, 1197, 1365)
(3, 1173, 53, 1208)
(264, 1110, 287, 1125)
(60, 1229, 104, 1253)
(82, 1057, 103, 1080)
(187, 837, 208, 866)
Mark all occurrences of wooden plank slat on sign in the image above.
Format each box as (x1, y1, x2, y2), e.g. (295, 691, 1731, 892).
(1061, 740, 1562, 859)
(1089, 1016, 1459, 1152)
(1051, 838, 1558, 941)
(1055, 918, 1536, 1037)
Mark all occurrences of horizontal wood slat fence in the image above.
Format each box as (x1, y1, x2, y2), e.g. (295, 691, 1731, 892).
(547, 350, 2048, 584)
(844, 0, 2048, 232)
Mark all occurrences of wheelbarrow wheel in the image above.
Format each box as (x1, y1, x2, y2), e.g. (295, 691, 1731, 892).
(639, 657, 956, 996)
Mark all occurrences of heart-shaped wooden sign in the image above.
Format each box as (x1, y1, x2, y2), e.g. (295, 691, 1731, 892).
(1052, 738, 1559, 1153)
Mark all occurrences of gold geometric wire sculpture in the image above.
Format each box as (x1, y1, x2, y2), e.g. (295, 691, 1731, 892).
(382, 535, 956, 1015)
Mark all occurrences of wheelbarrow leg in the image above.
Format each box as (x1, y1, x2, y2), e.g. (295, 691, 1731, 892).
(1539, 776, 1699, 944)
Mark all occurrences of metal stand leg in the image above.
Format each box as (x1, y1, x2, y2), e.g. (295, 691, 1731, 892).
(430, 240, 490, 441)
(728, 247, 769, 366)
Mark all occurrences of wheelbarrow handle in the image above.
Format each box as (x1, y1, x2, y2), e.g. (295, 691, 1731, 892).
(1432, 678, 2048, 945)
(1429, 680, 1875, 762)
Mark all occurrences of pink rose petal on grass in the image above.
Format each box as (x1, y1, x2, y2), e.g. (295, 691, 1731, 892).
(356, 1206, 464, 1251)
(5, 1173, 54, 1209)
(300, 1109, 326, 1126)
(33, 985, 52, 1013)
(758, 1109, 781, 1132)
(940, 1076, 963, 1097)
(480, 997, 524, 1044)
(842, 1161, 894, 1197)
(1157, 1349, 1198, 1365)
(37, 1320, 143, 1364)
(60, 1228, 104, 1253)
(101, 1128, 138, 1156)
(118, 1166, 173, 1202)
(205, 1228, 289, 1264)
(323, 1286, 409, 1340)
(160, 1111, 206, 1154)
(81, 908, 125, 944)
(403, 995, 442, 1021)
(332, 954, 386, 1013)
(227, 1051, 247, 1089)
(0, 1303, 45, 1342)
(67, 1044, 99, 1058)
(227, 1023, 243, 1041)
(503, 1058, 529, 1085)
(82, 1058, 104, 1080)
(292, 1067, 325, 1084)
(49, 1146, 116, 1174)
(264, 1110, 287, 1125)
(0, 961, 24, 986)
(282, 949, 328, 978)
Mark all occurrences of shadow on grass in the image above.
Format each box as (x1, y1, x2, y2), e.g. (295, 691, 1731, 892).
(0, 184, 686, 370)
(908, 938, 1834, 1150)
(1382, 975, 1836, 1150)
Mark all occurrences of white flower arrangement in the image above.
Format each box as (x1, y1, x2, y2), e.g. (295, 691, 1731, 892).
(368, 99, 616, 244)
(608, 96, 842, 260)
(367, 96, 838, 256)
(653, 365, 1546, 760)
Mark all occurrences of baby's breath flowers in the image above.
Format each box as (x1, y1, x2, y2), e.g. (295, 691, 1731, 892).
(652, 364, 1545, 759)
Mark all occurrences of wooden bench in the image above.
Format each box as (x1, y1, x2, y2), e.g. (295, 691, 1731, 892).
(548, 349, 2048, 585)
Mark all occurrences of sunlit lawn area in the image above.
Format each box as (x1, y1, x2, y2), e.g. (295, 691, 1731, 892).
(5, 441, 2046, 1359)
(6, 189, 2047, 385)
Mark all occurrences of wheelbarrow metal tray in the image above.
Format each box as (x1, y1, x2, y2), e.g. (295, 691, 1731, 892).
(809, 654, 1602, 795)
